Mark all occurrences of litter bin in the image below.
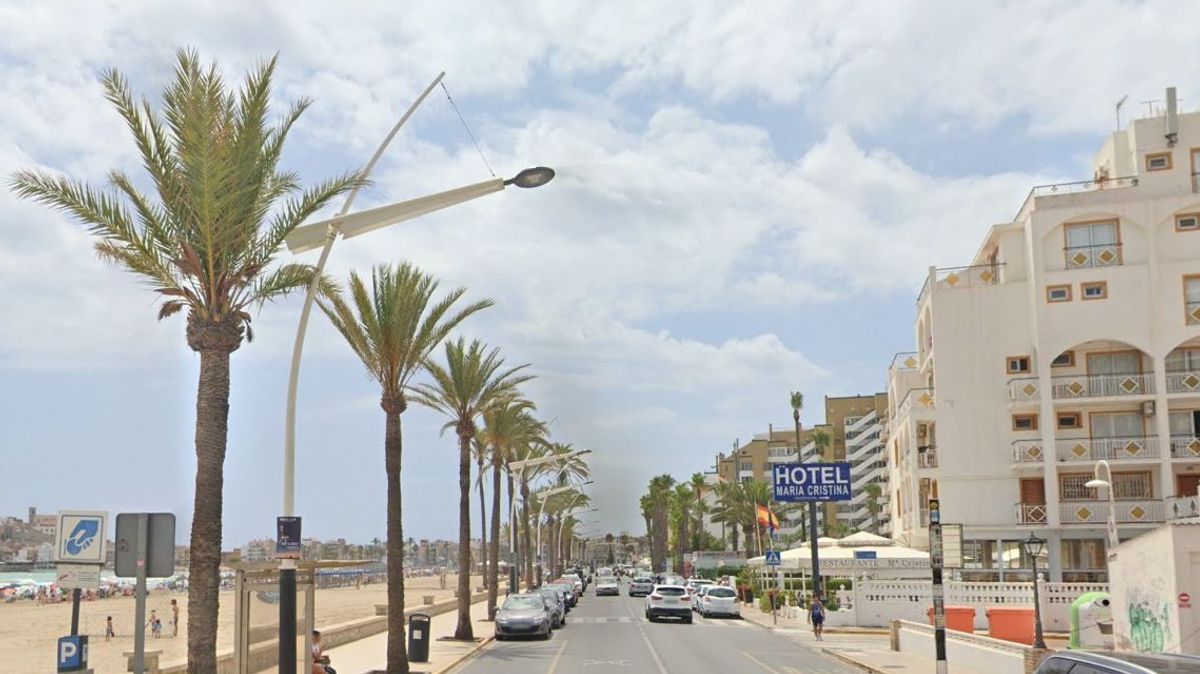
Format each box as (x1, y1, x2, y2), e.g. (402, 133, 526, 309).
(408, 613, 431, 662)
(986, 606, 1035, 644)
(927, 605, 977, 633)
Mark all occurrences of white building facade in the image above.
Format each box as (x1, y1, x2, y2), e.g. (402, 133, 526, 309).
(888, 93, 1200, 582)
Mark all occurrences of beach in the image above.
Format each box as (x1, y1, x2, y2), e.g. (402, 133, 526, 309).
(0, 573, 481, 674)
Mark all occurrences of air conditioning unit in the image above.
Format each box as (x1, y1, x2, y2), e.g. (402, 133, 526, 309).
(917, 424, 928, 440)
(1143, 401, 1155, 417)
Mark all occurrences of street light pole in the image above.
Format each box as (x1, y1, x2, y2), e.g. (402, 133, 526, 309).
(536, 480, 593, 573)
(1023, 533, 1048, 650)
(1085, 459, 1119, 553)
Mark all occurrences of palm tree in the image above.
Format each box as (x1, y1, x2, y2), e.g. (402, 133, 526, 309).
(689, 473, 708, 550)
(811, 428, 833, 535)
(711, 481, 747, 553)
(513, 438, 550, 587)
(645, 475, 675, 572)
(864, 483, 883, 534)
(471, 437, 489, 587)
(790, 391, 807, 542)
(670, 483, 694, 573)
(318, 263, 489, 671)
(414, 338, 532, 641)
(11, 50, 367, 671)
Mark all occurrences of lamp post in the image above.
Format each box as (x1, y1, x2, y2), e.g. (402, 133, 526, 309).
(1084, 459, 1119, 553)
(535, 481, 593, 573)
(505, 450, 590, 592)
(1022, 532, 1048, 650)
(558, 507, 597, 574)
(275, 70, 555, 674)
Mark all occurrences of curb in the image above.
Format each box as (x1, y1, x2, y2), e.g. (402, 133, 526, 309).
(432, 635, 495, 674)
(821, 648, 884, 674)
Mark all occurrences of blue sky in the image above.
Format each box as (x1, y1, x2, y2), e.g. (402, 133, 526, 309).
(4, 1, 1200, 547)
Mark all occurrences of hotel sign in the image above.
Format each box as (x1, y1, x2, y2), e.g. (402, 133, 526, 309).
(772, 462, 852, 502)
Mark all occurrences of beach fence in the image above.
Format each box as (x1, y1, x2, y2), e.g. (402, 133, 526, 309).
(821, 579, 1108, 631)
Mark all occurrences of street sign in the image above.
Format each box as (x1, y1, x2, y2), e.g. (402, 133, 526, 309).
(55, 511, 107, 564)
(276, 516, 302, 560)
(928, 499, 941, 525)
(57, 635, 88, 672)
(854, 550, 878, 560)
(57, 564, 101, 591)
(940, 524, 963, 568)
(764, 550, 782, 566)
(114, 513, 176, 578)
(772, 462, 853, 502)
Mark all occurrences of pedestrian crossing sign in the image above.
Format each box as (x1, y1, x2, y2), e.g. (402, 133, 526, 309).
(764, 550, 782, 566)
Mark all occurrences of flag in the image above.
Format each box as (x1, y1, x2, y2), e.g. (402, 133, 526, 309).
(756, 504, 780, 530)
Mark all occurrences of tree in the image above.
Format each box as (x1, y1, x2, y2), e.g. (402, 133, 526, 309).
(811, 428, 833, 535)
(11, 50, 368, 672)
(689, 473, 708, 551)
(669, 483, 694, 573)
(790, 391, 807, 542)
(319, 263, 488, 671)
(414, 338, 531, 641)
(471, 437, 489, 587)
(864, 483, 883, 534)
(644, 475, 675, 572)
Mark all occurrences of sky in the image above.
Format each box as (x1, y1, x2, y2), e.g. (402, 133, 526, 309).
(4, 1, 1200, 548)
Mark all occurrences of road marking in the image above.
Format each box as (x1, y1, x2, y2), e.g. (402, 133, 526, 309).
(621, 589, 669, 674)
(583, 659, 632, 666)
(546, 638, 569, 674)
(741, 651, 781, 674)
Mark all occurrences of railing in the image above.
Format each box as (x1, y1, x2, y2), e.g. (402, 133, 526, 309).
(1016, 503, 1048, 524)
(1012, 440, 1045, 463)
(1008, 377, 1040, 402)
(1171, 435, 1200, 458)
(1167, 495, 1200, 519)
(1168, 370, 1200, 393)
(766, 450, 798, 463)
(895, 387, 935, 420)
(891, 351, 919, 371)
(1064, 242, 1122, 269)
(1059, 500, 1164, 524)
(917, 264, 1004, 307)
(1015, 176, 1138, 223)
(1050, 372, 1154, 398)
(917, 449, 938, 468)
(1055, 436, 1159, 461)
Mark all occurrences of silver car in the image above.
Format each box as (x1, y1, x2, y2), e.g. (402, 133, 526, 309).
(628, 576, 654, 597)
(595, 576, 620, 596)
(495, 593, 553, 640)
(537, 587, 565, 628)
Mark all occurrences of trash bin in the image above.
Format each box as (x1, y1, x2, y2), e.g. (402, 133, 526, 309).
(927, 605, 977, 633)
(986, 606, 1035, 644)
(407, 613, 430, 662)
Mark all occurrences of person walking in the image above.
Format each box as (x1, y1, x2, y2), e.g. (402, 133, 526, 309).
(149, 610, 162, 639)
(170, 599, 180, 637)
(807, 594, 826, 640)
(105, 616, 115, 641)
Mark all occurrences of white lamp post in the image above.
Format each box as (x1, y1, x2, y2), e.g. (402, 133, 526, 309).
(276, 70, 554, 673)
(1084, 459, 1119, 552)
(535, 481, 593, 572)
(504, 449, 590, 589)
(558, 507, 597, 573)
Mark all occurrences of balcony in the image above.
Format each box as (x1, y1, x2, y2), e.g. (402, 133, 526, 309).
(1015, 175, 1138, 223)
(1009, 373, 1156, 402)
(1171, 435, 1200, 459)
(1167, 495, 1200, 519)
(1012, 440, 1045, 464)
(1059, 500, 1164, 525)
(1167, 370, 1200, 394)
(916, 263, 1004, 307)
(1056, 436, 1159, 462)
(896, 387, 935, 420)
(1015, 503, 1048, 525)
(1064, 243, 1122, 269)
(917, 449, 938, 469)
(767, 448, 799, 463)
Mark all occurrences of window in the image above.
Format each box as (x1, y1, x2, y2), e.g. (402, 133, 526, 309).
(1012, 413, 1038, 431)
(1060, 474, 1098, 501)
(1061, 539, 1107, 571)
(738, 462, 752, 471)
(1057, 412, 1082, 429)
(1112, 471, 1152, 500)
(1177, 213, 1200, 232)
(1090, 411, 1143, 439)
(1006, 356, 1031, 374)
(1146, 151, 1173, 171)
(1170, 409, 1200, 437)
(1087, 351, 1142, 375)
(962, 539, 998, 570)
(1052, 351, 1075, 368)
(1186, 275, 1200, 324)
(1166, 348, 1200, 372)
(1061, 472, 1151, 500)
(1046, 285, 1072, 302)
(1064, 220, 1120, 268)
(1081, 281, 1108, 300)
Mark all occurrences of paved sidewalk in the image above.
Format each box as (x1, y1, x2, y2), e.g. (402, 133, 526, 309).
(324, 597, 492, 674)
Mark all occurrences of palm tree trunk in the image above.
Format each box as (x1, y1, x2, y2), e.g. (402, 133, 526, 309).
(383, 402, 409, 673)
(454, 430, 474, 640)
(477, 454, 487, 589)
(487, 453, 502, 619)
(521, 479, 533, 588)
(186, 347, 232, 674)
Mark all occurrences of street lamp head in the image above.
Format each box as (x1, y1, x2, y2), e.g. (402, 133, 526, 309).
(505, 166, 555, 189)
(1084, 478, 1111, 489)
(1022, 532, 1046, 558)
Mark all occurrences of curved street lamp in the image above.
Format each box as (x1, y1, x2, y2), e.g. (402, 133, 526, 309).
(1084, 459, 1119, 552)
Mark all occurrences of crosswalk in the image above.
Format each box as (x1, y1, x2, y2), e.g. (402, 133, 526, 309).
(567, 614, 755, 628)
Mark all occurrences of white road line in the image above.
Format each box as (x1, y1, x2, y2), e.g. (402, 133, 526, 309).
(622, 590, 669, 674)
(546, 638, 569, 674)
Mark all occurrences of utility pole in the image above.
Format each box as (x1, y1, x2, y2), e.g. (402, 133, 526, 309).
(929, 499, 947, 674)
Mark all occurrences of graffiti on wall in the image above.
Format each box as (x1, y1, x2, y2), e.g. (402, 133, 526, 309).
(1127, 588, 1172, 653)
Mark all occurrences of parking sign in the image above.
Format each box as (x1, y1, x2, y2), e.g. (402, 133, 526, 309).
(56, 511, 107, 564)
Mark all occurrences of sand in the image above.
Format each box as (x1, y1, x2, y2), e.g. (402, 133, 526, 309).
(0, 573, 481, 674)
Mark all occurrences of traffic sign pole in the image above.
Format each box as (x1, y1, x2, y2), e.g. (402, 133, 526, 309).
(929, 499, 947, 674)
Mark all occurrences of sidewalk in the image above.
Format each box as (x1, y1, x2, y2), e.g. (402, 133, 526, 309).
(324, 597, 491, 674)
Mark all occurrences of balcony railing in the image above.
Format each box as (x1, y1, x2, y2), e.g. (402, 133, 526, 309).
(896, 387, 935, 420)
(1015, 175, 1138, 223)
(1008, 377, 1041, 402)
(1012, 440, 1045, 463)
(1167, 370, 1200, 394)
(1059, 500, 1164, 525)
(917, 263, 1004, 307)
(1170, 435, 1200, 458)
(1016, 503, 1048, 525)
(891, 351, 919, 371)
(917, 449, 938, 469)
(1050, 373, 1154, 399)
(767, 450, 799, 463)
(1167, 495, 1200, 519)
(1056, 436, 1159, 461)
(1064, 243, 1122, 269)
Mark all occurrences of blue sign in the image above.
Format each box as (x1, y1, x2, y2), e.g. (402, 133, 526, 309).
(56, 511, 107, 564)
(764, 550, 782, 566)
(854, 550, 877, 560)
(57, 635, 87, 672)
(772, 462, 853, 502)
(276, 516, 302, 560)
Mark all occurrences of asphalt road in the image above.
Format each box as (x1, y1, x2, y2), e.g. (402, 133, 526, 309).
(448, 579, 860, 674)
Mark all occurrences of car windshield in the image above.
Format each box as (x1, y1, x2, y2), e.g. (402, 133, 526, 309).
(634, 577, 653, 583)
(655, 587, 686, 596)
(707, 588, 735, 598)
(502, 596, 544, 610)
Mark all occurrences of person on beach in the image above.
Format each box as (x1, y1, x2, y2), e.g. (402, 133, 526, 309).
(170, 599, 179, 637)
(149, 610, 162, 638)
(105, 616, 115, 641)
(312, 630, 336, 674)
(807, 595, 826, 640)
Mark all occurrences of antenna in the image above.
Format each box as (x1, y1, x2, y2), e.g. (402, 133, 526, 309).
(1166, 87, 1179, 146)
(1115, 95, 1128, 131)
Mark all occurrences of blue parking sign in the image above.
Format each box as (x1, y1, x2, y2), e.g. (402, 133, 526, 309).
(772, 462, 853, 502)
(57, 635, 87, 672)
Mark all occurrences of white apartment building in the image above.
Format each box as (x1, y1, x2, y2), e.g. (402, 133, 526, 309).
(840, 410, 889, 535)
(888, 89, 1200, 582)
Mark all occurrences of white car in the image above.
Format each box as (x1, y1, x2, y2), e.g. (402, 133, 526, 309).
(644, 585, 693, 623)
(628, 576, 655, 597)
(595, 577, 620, 596)
(685, 579, 714, 598)
(698, 586, 740, 618)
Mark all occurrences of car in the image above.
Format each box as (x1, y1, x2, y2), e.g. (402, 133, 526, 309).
(628, 576, 655, 597)
(557, 576, 584, 599)
(698, 586, 740, 618)
(537, 587, 566, 628)
(685, 579, 714, 598)
(645, 585, 692, 623)
(495, 593, 553, 640)
(548, 582, 576, 609)
(692, 584, 710, 610)
(1033, 650, 1200, 673)
(595, 577, 620, 596)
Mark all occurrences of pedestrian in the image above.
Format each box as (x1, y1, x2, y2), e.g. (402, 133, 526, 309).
(149, 610, 162, 639)
(170, 599, 180, 637)
(807, 594, 826, 641)
(312, 630, 336, 674)
(105, 616, 115, 641)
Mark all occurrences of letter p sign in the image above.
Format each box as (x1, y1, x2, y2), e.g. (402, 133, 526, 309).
(57, 635, 87, 672)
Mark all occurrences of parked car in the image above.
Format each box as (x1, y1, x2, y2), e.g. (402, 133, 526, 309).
(1033, 650, 1200, 673)
(537, 587, 565, 628)
(685, 579, 714, 597)
(628, 576, 655, 597)
(548, 581, 576, 609)
(698, 586, 740, 618)
(645, 585, 693, 623)
(596, 577, 620, 596)
(494, 593, 553, 640)
(557, 576, 583, 599)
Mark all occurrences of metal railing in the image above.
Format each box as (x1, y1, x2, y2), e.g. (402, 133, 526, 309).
(895, 387, 935, 420)
(1055, 436, 1159, 461)
(891, 351, 919, 371)
(1167, 370, 1200, 393)
(1016, 503, 1048, 525)
(1170, 435, 1200, 458)
(917, 450, 938, 469)
(1059, 500, 1163, 524)
(1015, 176, 1138, 224)
(917, 263, 1004, 307)
(1012, 440, 1045, 463)
(1167, 495, 1200, 519)
(1064, 243, 1122, 269)
(1050, 372, 1154, 399)
(1008, 377, 1041, 402)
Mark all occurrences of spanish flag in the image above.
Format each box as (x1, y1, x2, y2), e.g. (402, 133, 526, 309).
(755, 504, 780, 530)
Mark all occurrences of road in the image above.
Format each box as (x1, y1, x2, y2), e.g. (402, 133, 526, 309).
(448, 579, 861, 674)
